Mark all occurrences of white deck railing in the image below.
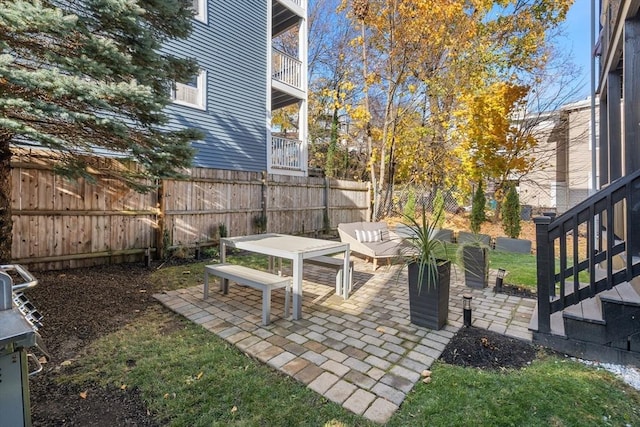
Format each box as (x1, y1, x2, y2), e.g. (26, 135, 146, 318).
(272, 48, 302, 90)
(271, 136, 303, 170)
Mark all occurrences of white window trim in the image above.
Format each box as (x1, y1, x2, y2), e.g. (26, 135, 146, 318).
(172, 69, 207, 110)
(192, 0, 207, 23)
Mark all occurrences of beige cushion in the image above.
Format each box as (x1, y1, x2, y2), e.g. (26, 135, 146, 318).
(355, 229, 383, 243)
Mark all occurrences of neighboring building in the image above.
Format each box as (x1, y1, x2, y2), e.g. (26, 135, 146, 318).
(518, 99, 596, 214)
(163, 1, 308, 176)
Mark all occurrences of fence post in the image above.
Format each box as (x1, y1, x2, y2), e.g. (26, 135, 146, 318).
(366, 181, 372, 222)
(534, 215, 552, 333)
(324, 177, 331, 231)
(156, 179, 166, 260)
(261, 171, 268, 233)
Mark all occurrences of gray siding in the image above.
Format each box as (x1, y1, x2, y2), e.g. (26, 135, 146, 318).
(163, 1, 268, 172)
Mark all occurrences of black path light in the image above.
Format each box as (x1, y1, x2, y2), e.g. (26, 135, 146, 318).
(463, 293, 472, 327)
(495, 268, 506, 293)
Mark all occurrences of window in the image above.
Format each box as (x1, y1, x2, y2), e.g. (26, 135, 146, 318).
(172, 70, 206, 110)
(191, 0, 207, 23)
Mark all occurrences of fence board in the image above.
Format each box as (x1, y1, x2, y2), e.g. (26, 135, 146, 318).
(10, 153, 370, 270)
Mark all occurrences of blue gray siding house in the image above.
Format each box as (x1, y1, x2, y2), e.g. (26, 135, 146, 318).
(163, 0, 308, 175)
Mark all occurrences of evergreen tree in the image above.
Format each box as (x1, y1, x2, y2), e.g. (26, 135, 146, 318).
(403, 187, 416, 220)
(501, 185, 521, 239)
(470, 181, 486, 234)
(0, 0, 202, 261)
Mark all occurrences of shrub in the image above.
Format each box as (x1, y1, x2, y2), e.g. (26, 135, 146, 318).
(403, 188, 417, 220)
(470, 182, 486, 234)
(501, 185, 521, 238)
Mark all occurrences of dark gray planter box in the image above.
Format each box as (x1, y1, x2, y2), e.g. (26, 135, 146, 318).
(495, 237, 532, 254)
(457, 231, 491, 246)
(408, 261, 450, 330)
(462, 245, 489, 288)
(433, 229, 453, 243)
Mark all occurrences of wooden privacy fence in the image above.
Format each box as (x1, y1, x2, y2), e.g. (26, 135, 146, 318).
(10, 153, 370, 271)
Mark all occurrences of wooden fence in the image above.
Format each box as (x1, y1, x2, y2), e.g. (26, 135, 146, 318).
(10, 153, 370, 271)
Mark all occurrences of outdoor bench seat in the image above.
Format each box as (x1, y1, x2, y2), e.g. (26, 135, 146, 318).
(204, 263, 290, 325)
(306, 255, 354, 299)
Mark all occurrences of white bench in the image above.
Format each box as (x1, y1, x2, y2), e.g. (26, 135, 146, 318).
(306, 256, 354, 299)
(204, 264, 291, 326)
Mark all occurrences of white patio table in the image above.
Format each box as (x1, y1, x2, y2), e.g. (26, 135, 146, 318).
(220, 233, 350, 320)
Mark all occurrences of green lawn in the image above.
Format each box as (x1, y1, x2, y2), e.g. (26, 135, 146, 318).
(489, 250, 538, 288)
(60, 257, 640, 426)
(440, 243, 538, 289)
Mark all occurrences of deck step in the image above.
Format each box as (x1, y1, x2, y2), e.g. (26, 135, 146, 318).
(528, 306, 565, 337)
(563, 297, 604, 323)
(563, 298, 608, 344)
(600, 280, 640, 306)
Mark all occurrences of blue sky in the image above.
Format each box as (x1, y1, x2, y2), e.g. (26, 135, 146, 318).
(563, 0, 594, 100)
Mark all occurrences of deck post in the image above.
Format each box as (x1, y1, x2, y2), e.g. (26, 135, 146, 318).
(534, 216, 552, 333)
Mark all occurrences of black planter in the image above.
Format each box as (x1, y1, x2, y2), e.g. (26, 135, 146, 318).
(462, 245, 489, 289)
(407, 260, 451, 330)
(494, 237, 532, 254)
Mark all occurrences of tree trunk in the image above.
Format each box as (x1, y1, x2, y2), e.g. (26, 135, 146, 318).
(359, 18, 377, 221)
(0, 135, 13, 263)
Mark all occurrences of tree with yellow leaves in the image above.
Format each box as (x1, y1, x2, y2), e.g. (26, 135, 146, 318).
(338, 0, 572, 218)
(454, 81, 538, 215)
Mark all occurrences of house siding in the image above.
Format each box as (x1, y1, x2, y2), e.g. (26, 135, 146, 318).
(518, 101, 594, 213)
(163, 1, 269, 172)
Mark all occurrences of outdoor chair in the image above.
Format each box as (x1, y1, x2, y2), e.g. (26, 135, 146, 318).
(337, 222, 408, 270)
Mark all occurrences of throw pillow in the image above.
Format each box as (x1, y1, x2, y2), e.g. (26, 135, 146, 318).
(355, 229, 383, 243)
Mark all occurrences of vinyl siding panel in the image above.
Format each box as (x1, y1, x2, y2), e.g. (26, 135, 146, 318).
(162, 1, 268, 172)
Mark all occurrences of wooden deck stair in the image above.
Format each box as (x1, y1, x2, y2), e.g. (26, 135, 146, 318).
(531, 169, 640, 365)
(529, 278, 640, 365)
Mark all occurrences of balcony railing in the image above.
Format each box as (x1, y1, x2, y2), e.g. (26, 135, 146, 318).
(272, 48, 302, 90)
(271, 136, 303, 171)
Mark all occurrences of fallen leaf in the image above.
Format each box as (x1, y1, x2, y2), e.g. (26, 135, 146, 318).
(182, 270, 191, 275)
(421, 369, 432, 378)
(38, 356, 48, 364)
(196, 371, 203, 380)
(231, 405, 238, 414)
(120, 384, 127, 390)
(139, 289, 147, 293)
(163, 393, 169, 399)
(60, 360, 73, 367)
(79, 391, 88, 399)
(422, 377, 432, 384)
(375, 326, 385, 333)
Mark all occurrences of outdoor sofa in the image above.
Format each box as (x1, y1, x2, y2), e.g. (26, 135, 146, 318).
(337, 221, 409, 270)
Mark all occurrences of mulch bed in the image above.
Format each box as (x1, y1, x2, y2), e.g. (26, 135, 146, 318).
(495, 283, 537, 299)
(440, 327, 537, 370)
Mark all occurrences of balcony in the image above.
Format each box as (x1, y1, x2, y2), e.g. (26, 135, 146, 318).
(272, 48, 304, 110)
(273, 0, 304, 37)
(271, 135, 304, 171)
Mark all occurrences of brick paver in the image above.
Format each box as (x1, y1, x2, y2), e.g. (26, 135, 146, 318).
(154, 259, 535, 424)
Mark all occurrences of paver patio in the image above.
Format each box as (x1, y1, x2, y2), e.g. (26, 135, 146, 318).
(154, 258, 535, 424)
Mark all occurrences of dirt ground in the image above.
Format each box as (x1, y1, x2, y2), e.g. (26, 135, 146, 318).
(23, 258, 540, 426)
